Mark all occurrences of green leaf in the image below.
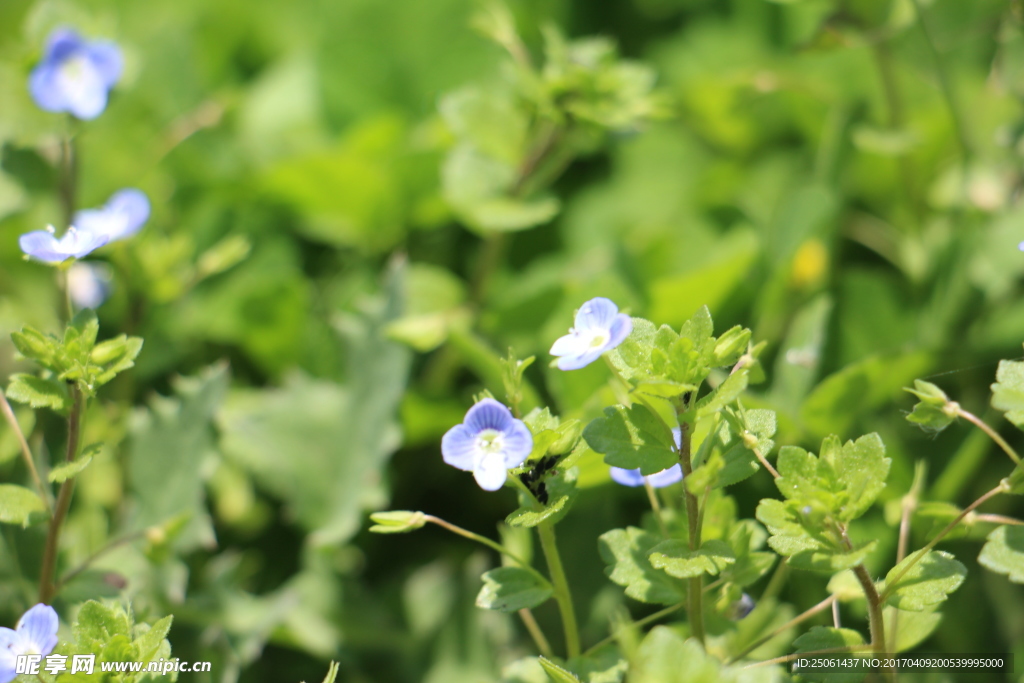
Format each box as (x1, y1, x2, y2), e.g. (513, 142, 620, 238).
(711, 326, 751, 368)
(696, 370, 749, 417)
(506, 488, 577, 528)
(787, 541, 878, 573)
(648, 539, 736, 578)
(832, 433, 890, 521)
(0, 484, 46, 527)
(883, 607, 941, 652)
(598, 527, 685, 605)
(583, 404, 676, 474)
(630, 627, 735, 683)
(91, 335, 144, 386)
(368, 510, 427, 534)
(978, 525, 1024, 583)
(992, 360, 1024, 428)
(756, 498, 878, 572)
(476, 567, 553, 613)
(48, 454, 94, 483)
(884, 550, 966, 611)
(904, 380, 958, 434)
(792, 626, 868, 683)
(5, 374, 69, 412)
(566, 647, 628, 683)
(10, 327, 60, 370)
(538, 657, 581, 683)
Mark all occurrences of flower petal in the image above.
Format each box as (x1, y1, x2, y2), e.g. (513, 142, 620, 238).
(646, 464, 684, 488)
(16, 604, 58, 656)
(58, 59, 109, 120)
(549, 331, 587, 357)
(19, 231, 66, 263)
(85, 41, 122, 87)
(28, 64, 67, 112)
(501, 419, 533, 469)
(441, 424, 477, 471)
(574, 297, 619, 332)
(606, 314, 633, 351)
(609, 467, 645, 487)
(555, 346, 604, 371)
(105, 189, 150, 239)
(473, 452, 508, 491)
(44, 29, 84, 62)
(464, 398, 514, 433)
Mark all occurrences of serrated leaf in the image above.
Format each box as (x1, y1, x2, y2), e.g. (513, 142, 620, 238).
(884, 550, 966, 611)
(978, 525, 1024, 583)
(992, 360, 1024, 428)
(5, 374, 70, 412)
(0, 484, 46, 527)
(539, 657, 580, 683)
(598, 527, 685, 605)
(48, 455, 94, 483)
(832, 433, 889, 521)
(583, 404, 676, 474)
(648, 539, 736, 578)
(476, 567, 553, 613)
(787, 540, 878, 572)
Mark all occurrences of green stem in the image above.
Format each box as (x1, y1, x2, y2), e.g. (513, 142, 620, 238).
(423, 515, 550, 588)
(729, 595, 837, 664)
(537, 521, 580, 659)
(38, 385, 83, 604)
(583, 601, 687, 657)
(956, 407, 1021, 465)
(677, 421, 705, 645)
(519, 608, 554, 658)
(853, 564, 887, 659)
(880, 482, 1007, 604)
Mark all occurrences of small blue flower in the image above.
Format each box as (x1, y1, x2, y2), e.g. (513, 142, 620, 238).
(19, 225, 109, 264)
(29, 28, 122, 120)
(550, 297, 632, 370)
(441, 398, 533, 491)
(609, 427, 683, 488)
(729, 593, 755, 620)
(0, 604, 59, 683)
(74, 189, 150, 243)
(67, 262, 113, 309)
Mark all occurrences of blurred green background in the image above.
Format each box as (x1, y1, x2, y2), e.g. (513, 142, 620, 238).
(2, 0, 1024, 680)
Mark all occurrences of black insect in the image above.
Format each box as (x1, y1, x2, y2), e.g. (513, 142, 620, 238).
(519, 455, 559, 505)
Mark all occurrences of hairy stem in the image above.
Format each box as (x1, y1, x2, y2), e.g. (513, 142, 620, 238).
(956, 407, 1021, 465)
(853, 564, 887, 661)
(38, 385, 83, 604)
(537, 521, 580, 658)
(677, 421, 705, 645)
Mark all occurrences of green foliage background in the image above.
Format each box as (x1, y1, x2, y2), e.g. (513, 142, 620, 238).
(1, 0, 1024, 681)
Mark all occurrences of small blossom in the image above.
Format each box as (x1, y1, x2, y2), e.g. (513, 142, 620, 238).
(729, 593, 755, 620)
(29, 28, 122, 120)
(67, 262, 113, 309)
(550, 297, 632, 370)
(441, 398, 532, 491)
(609, 427, 683, 488)
(0, 604, 59, 683)
(19, 225, 108, 264)
(73, 189, 150, 243)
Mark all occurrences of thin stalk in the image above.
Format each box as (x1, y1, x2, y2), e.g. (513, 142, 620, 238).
(518, 608, 553, 658)
(677, 422, 705, 645)
(537, 521, 580, 659)
(751, 446, 780, 479)
(423, 515, 550, 588)
(0, 393, 50, 513)
(644, 480, 669, 537)
(38, 385, 83, 604)
(973, 513, 1024, 526)
(583, 601, 686, 657)
(729, 595, 837, 664)
(832, 599, 841, 629)
(56, 529, 147, 590)
(58, 130, 77, 231)
(956, 408, 1021, 465)
(892, 464, 925, 655)
(880, 483, 1006, 604)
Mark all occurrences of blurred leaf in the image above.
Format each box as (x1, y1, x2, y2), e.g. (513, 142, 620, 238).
(0, 484, 45, 527)
(476, 566, 553, 613)
(48, 454, 93, 483)
(648, 538, 735, 578)
(884, 550, 966, 611)
(884, 606, 941, 652)
(905, 380, 957, 434)
(598, 526, 685, 605)
(991, 360, 1024, 428)
(792, 627, 867, 683)
(978, 525, 1024, 583)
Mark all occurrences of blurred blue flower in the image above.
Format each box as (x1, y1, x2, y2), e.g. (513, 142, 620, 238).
(0, 604, 59, 683)
(729, 593, 755, 620)
(29, 28, 123, 120)
(550, 297, 632, 370)
(74, 189, 150, 243)
(19, 225, 108, 264)
(609, 427, 683, 487)
(441, 398, 532, 491)
(68, 262, 113, 309)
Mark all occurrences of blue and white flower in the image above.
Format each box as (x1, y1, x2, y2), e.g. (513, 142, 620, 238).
(441, 398, 533, 491)
(0, 604, 59, 683)
(73, 189, 150, 243)
(550, 297, 632, 370)
(67, 262, 113, 309)
(609, 427, 683, 488)
(19, 225, 108, 264)
(29, 28, 123, 120)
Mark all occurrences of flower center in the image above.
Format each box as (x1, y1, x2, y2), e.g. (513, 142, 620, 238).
(60, 55, 91, 86)
(475, 429, 505, 455)
(588, 331, 609, 349)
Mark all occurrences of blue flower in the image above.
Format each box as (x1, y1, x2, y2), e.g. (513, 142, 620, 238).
(29, 28, 122, 120)
(550, 297, 632, 370)
(0, 604, 59, 683)
(74, 189, 150, 243)
(441, 398, 533, 491)
(609, 427, 683, 488)
(19, 225, 109, 264)
(729, 593, 755, 620)
(67, 262, 113, 309)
